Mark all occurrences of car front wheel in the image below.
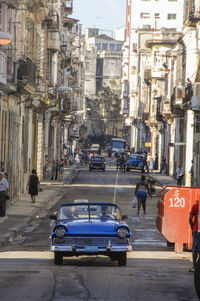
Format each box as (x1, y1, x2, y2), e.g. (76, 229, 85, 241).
(117, 252, 127, 266)
(54, 252, 63, 265)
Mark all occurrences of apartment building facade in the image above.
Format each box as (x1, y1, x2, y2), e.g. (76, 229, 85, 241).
(122, 0, 189, 178)
(0, 0, 85, 203)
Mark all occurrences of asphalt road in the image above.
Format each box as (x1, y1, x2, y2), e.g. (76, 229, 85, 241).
(0, 166, 198, 301)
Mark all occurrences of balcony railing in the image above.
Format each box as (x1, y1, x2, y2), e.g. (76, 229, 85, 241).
(151, 68, 165, 79)
(17, 58, 36, 87)
(65, 0, 73, 13)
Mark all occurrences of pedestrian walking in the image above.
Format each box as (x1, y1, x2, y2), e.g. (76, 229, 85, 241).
(26, 169, 39, 203)
(59, 159, 64, 181)
(0, 172, 9, 217)
(149, 157, 154, 173)
(189, 197, 200, 272)
(55, 159, 60, 179)
(135, 175, 151, 215)
(176, 164, 184, 186)
(116, 155, 121, 172)
(120, 154, 126, 172)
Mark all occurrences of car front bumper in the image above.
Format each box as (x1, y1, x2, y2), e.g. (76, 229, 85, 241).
(51, 244, 132, 253)
(50, 236, 132, 253)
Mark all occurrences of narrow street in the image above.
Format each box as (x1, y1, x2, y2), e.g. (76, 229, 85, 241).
(0, 166, 197, 301)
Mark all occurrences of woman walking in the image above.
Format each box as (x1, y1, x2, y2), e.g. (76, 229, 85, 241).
(26, 169, 39, 203)
(135, 175, 151, 215)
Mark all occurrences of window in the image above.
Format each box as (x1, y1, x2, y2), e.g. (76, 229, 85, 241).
(116, 44, 122, 51)
(143, 24, 151, 28)
(102, 43, 108, 51)
(168, 13, 176, 19)
(140, 13, 150, 18)
(109, 44, 115, 51)
(155, 13, 160, 19)
(96, 43, 101, 51)
(86, 62, 89, 70)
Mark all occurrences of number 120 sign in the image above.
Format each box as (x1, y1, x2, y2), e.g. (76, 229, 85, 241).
(169, 197, 185, 208)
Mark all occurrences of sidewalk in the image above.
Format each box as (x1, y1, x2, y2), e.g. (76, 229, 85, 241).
(0, 166, 78, 246)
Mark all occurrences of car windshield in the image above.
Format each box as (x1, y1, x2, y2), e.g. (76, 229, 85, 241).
(91, 156, 104, 162)
(58, 204, 121, 220)
(130, 155, 144, 160)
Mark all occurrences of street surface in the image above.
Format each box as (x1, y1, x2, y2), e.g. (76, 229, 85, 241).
(0, 165, 198, 301)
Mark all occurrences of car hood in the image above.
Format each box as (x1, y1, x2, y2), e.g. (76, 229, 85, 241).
(54, 219, 128, 235)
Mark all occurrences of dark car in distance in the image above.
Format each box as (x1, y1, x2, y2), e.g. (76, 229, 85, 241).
(126, 154, 145, 172)
(89, 156, 106, 171)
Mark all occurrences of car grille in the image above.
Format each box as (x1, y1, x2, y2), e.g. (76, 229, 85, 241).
(53, 237, 128, 245)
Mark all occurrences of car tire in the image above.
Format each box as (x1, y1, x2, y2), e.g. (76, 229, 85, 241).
(103, 169, 105, 172)
(195, 258, 200, 298)
(110, 253, 118, 261)
(127, 168, 130, 172)
(89, 168, 92, 171)
(54, 252, 63, 265)
(117, 252, 127, 266)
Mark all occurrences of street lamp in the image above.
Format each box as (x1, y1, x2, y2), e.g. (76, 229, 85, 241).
(0, 32, 12, 45)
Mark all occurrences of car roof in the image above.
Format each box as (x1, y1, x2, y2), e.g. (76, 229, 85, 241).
(59, 202, 118, 208)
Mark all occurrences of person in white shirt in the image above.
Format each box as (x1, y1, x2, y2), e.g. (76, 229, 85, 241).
(0, 172, 9, 217)
(176, 164, 184, 186)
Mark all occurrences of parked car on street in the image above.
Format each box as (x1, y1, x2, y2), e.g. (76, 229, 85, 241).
(89, 155, 106, 171)
(126, 154, 145, 172)
(49, 202, 132, 266)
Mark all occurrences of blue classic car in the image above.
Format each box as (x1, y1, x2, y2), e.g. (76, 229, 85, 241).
(50, 202, 132, 266)
(126, 154, 145, 172)
(89, 156, 106, 171)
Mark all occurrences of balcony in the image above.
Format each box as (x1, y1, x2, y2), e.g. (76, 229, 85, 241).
(48, 30, 60, 51)
(161, 102, 172, 118)
(27, 0, 47, 12)
(63, 17, 78, 30)
(65, 0, 73, 14)
(184, 0, 200, 24)
(0, 0, 19, 8)
(151, 68, 165, 79)
(191, 82, 200, 110)
(17, 58, 36, 93)
(174, 85, 185, 107)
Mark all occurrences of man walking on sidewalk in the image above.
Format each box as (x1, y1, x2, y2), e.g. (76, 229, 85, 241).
(0, 172, 9, 217)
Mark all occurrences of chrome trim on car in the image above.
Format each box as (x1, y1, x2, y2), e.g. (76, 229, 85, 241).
(51, 244, 132, 252)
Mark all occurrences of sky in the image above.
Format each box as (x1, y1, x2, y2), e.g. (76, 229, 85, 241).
(72, 0, 126, 34)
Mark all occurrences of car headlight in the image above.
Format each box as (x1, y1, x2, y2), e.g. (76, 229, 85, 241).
(55, 226, 66, 237)
(117, 227, 128, 238)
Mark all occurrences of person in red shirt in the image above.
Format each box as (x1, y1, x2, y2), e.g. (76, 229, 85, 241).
(189, 201, 200, 272)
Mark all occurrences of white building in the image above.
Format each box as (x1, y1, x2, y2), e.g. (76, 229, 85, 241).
(123, 0, 187, 152)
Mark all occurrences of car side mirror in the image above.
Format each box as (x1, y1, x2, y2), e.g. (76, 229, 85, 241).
(49, 214, 57, 220)
(122, 215, 128, 220)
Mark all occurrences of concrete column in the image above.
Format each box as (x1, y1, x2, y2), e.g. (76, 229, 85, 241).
(37, 114, 44, 181)
(169, 120, 175, 177)
(185, 110, 194, 187)
(130, 125, 136, 150)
